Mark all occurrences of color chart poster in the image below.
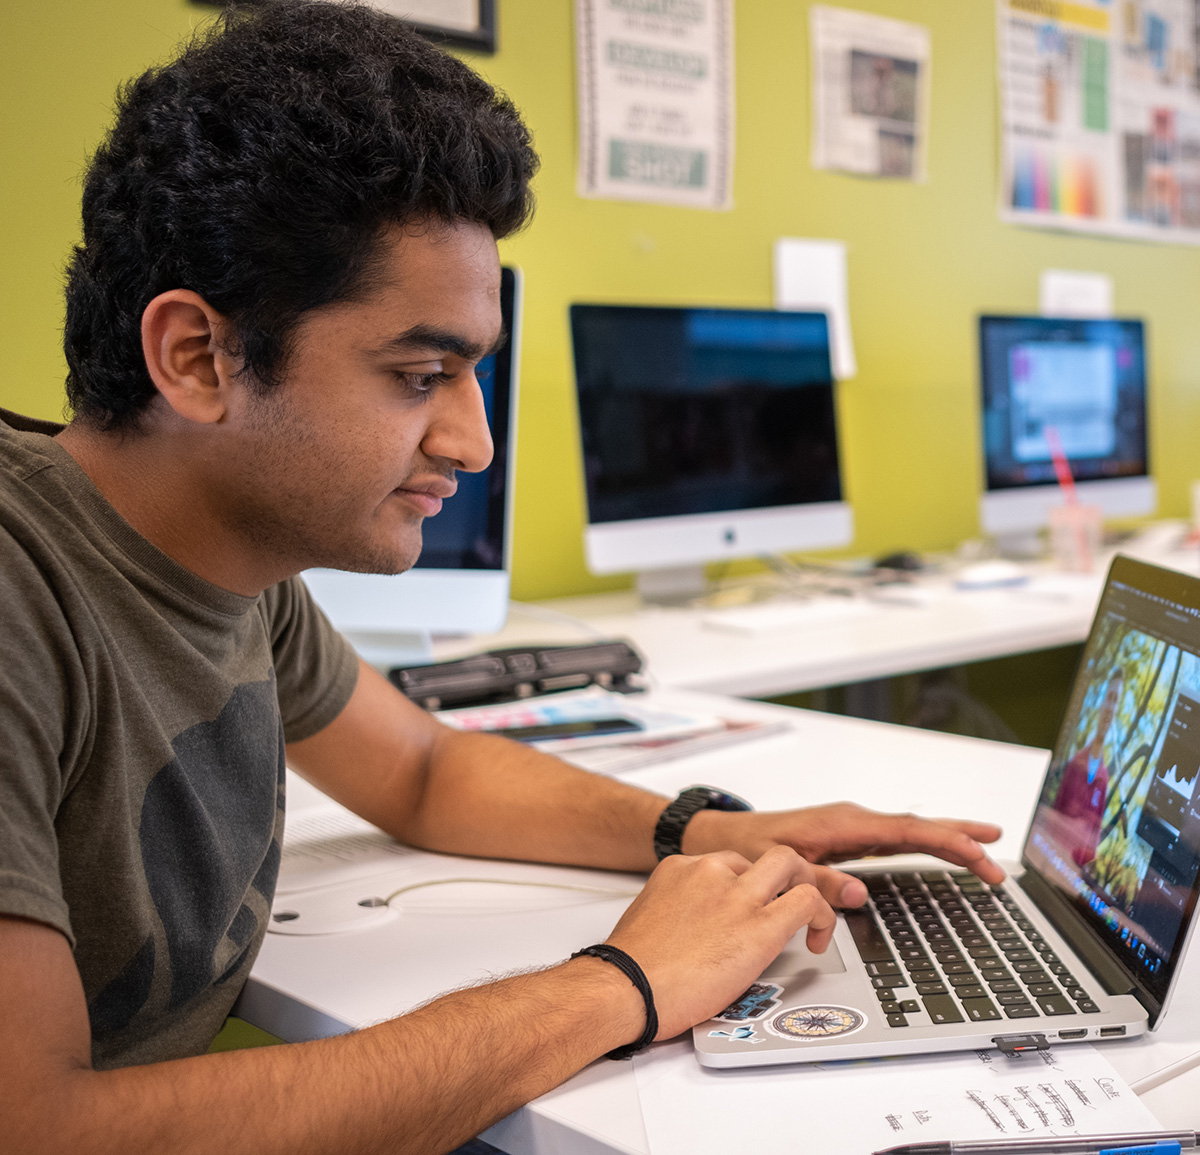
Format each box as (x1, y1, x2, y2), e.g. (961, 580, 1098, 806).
(999, 0, 1200, 245)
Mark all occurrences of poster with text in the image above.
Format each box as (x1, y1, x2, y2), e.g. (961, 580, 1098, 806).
(576, 0, 734, 210)
(810, 6, 931, 181)
(1000, 0, 1200, 244)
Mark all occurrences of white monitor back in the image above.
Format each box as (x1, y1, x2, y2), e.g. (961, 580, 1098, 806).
(303, 266, 521, 668)
(980, 476, 1157, 536)
(585, 502, 853, 575)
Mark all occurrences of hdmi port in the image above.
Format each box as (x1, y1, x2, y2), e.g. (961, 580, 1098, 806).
(1100, 1026, 1127, 1037)
(1058, 1029, 1086, 1039)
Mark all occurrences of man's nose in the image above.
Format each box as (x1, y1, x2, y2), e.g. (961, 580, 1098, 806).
(424, 375, 494, 473)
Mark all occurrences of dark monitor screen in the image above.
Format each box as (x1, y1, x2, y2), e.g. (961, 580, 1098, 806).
(570, 305, 840, 526)
(980, 315, 1148, 492)
(1024, 558, 1200, 1015)
(414, 266, 516, 571)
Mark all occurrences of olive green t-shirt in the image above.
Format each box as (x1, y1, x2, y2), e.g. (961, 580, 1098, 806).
(0, 409, 359, 1068)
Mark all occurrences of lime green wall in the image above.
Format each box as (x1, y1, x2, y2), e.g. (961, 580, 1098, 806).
(5, 1, 1200, 601)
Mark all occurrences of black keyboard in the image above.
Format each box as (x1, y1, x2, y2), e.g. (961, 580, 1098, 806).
(844, 870, 1101, 1028)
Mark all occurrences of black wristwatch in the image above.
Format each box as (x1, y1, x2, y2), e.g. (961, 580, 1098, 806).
(653, 785, 753, 861)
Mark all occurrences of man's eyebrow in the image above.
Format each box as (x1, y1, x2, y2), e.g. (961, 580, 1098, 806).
(370, 323, 507, 362)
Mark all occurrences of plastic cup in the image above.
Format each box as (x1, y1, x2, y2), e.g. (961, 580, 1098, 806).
(1048, 503, 1102, 572)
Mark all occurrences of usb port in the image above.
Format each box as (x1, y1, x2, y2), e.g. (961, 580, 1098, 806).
(1058, 1029, 1086, 1039)
(1100, 1026, 1127, 1037)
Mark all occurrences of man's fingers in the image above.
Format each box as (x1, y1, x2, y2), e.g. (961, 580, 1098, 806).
(770, 880, 837, 953)
(812, 864, 868, 908)
(737, 844, 817, 902)
(833, 813, 1006, 884)
(740, 849, 840, 954)
(942, 819, 1002, 844)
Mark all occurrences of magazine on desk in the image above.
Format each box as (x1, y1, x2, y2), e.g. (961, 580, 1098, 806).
(435, 686, 791, 772)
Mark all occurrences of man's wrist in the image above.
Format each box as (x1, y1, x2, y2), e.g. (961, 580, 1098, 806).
(565, 953, 648, 1056)
(679, 806, 743, 855)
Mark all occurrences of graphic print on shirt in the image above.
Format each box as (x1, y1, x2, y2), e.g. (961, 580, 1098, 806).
(88, 677, 285, 1034)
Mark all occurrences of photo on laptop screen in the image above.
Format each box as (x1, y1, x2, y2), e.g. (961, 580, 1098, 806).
(1024, 576, 1200, 1010)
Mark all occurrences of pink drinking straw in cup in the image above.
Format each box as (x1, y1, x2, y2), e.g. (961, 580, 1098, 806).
(1043, 424, 1093, 571)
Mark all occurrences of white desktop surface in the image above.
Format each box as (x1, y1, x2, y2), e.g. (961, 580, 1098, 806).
(243, 691, 1200, 1153)
(427, 535, 1200, 700)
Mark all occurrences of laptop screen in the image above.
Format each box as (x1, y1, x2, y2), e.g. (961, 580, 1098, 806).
(1022, 555, 1200, 1010)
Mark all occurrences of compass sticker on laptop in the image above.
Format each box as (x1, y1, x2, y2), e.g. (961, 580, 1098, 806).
(767, 1005, 865, 1041)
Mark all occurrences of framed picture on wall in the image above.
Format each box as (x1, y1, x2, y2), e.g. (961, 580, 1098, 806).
(364, 0, 496, 53)
(193, 1, 497, 54)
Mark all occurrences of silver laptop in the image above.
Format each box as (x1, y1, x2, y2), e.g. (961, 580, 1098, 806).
(695, 554, 1200, 1067)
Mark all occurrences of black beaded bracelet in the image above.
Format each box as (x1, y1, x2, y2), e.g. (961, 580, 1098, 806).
(569, 943, 659, 1060)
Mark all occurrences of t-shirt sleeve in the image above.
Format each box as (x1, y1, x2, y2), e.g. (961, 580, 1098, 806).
(0, 532, 78, 945)
(260, 576, 359, 743)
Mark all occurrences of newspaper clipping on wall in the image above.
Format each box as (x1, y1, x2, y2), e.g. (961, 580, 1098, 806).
(576, 0, 734, 210)
(1000, 0, 1200, 244)
(810, 5, 932, 181)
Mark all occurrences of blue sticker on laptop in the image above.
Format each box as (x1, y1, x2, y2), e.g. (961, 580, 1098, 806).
(712, 982, 784, 1023)
(767, 1005, 866, 1041)
(708, 1025, 764, 1043)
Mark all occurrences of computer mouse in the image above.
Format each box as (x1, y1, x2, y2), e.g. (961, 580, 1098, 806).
(954, 560, 1029, 589)
(874, 550, 923, 572)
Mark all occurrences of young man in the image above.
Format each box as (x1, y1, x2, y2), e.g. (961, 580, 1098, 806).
(0, 4, 1004, 1152)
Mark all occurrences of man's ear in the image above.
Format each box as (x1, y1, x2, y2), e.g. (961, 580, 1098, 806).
(140, 290, 241, 424)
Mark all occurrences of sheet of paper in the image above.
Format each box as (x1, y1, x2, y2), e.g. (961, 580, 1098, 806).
(634, 1041, 1162, 1155)
(277, 805, 420, 895)
(575, 0, 734, 210)
(999, 0, 1200, 245)
(773, 237, 857, 380)
(810, 5, 931, 182)
(1040, 269, 1114, 318)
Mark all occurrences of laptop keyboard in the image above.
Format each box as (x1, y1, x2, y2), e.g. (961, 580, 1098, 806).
(844, 870, 1102, 1027)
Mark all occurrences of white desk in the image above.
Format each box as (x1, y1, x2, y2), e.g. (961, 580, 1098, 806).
(241, 692, 1200, 1153)
(431, 537, 1200, 700)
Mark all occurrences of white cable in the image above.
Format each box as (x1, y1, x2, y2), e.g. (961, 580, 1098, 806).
(381, 876, 639, 907)
(507, 600, 610, 639)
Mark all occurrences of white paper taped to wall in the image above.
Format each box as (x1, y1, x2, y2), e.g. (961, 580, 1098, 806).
(773, 237, 857, 380)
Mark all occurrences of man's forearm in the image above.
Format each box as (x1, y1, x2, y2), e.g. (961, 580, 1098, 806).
(286, 661, 670, 873)
(398, 727, 669, 871)
(41, 958, 643, 1155)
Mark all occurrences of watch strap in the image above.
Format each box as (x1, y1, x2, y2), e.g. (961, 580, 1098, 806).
(653, 785, 752, 861)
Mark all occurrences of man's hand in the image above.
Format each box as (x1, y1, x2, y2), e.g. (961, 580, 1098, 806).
(682, 802, 1005, 910)
(602, 844, 836, 1040)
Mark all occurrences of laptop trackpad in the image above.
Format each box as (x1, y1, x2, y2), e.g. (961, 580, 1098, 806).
(769, 935, 847, 976)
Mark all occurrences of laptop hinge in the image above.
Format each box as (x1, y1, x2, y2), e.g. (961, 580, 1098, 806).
(992, 1033, 1050, 1056)
(1019, 868, 1143, 1001)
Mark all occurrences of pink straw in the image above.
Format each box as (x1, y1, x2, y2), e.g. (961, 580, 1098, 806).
(1043, 425, 1091, 569)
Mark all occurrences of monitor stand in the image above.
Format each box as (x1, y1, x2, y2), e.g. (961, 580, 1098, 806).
(990, 530, 1044, 560)
(635, 564, 708, 606)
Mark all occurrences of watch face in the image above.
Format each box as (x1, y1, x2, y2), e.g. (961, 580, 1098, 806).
(695, 787, 751, 812)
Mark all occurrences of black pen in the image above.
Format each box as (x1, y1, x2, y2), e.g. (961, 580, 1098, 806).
(873, 1130, 1198, 1155)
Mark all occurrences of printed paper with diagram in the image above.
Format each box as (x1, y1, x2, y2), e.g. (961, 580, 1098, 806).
(1000, 0, 1200, 244)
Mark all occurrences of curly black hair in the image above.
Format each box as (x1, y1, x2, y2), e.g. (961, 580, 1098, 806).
(63, 0, 538, 430)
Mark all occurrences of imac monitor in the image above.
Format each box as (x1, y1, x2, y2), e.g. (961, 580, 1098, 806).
(302, 266, 520, 666)
(979, 315, 1153, 537)
(570, 304, 852, 592)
